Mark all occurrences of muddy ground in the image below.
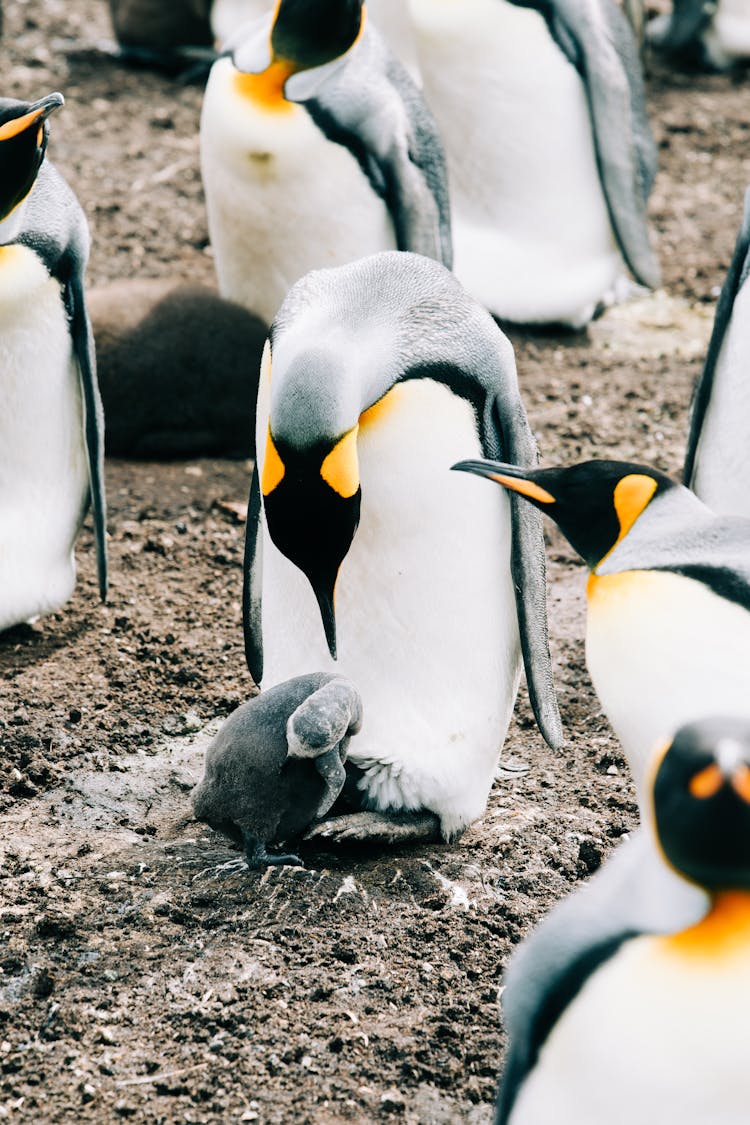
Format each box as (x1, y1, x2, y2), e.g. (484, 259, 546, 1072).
(0, 2, 748, 1122)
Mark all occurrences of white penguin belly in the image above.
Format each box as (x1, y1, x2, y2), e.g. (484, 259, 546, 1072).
(585, 569, 750, 802)
(703, 0, 750, 66)
(408, 0, 622, 326)
(509, 932, 750, 1125)
(257, 378, 521, 838)
(0, 245, 88, 629)
(692, 278, 750, 517)
(201, 58, 397, 326)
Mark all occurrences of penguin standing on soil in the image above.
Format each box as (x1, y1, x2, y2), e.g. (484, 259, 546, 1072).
(649, 0, 750, 69)
(497, 716, 750, 1125)
(684, 188, 750, 518)
(192, 673, 363, 868)
(453, 457, 750, 798)
(0, 93, 107, 630)
(201, 0, 451, 325)
(244, 252, 562, 847)
(407, 0, 659, 327)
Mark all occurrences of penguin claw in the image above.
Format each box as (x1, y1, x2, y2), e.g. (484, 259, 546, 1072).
(304, 810, 442, 845)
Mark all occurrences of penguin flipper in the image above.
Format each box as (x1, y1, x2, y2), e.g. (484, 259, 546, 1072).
(67, 268, 108, 602)
(496, 830, 707, 1124)
(491, 398, 563, 752)
(528, 0, 660, 288)
(286, 677, 364, 819)
(647, 0, 712, 56)
(684, 187, 750, 486)
(242, 462, 264, 685)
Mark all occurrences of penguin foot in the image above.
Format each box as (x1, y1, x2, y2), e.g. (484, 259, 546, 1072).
(304, 810, 441, 845)
(244, 835, 304, 871)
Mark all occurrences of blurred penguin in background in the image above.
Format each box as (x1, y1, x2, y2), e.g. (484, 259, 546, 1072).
(407, 0, 660, 327)
(649, 0, 750, 69)
(201, 0, 451, 325)
(685, 188, 750, 517)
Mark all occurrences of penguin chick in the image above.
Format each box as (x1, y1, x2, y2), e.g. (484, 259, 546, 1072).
(107, 0, 218, 77)
(245, 251, 562, 847)
(498, 717, 750, 1125)
(192, 673, 363, 868)
(685, 186, 750, 517)
(407, 0, 659, 326)
(453, 457, 750, 801)
(89, 280, 266, 459)
(201, 0, 451, 325)
(0, 92, 107, 630)
(648, 0, 750, 70)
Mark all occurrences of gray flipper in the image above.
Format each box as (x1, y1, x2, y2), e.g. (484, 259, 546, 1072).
(491, 396, 563, 752)
(286, 676, 364, 818)
(304, 809, 441, 844)
(242, 461, 264, 684)
(684, 187, 750, 486)
(496, 829, 707, 1124)
(301, 26, 453, 267)
(647, 0, 712, 56)
(514, 0, 659, 288)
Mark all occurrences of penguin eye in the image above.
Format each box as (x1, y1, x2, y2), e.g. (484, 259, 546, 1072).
(320, 427, 359, 498)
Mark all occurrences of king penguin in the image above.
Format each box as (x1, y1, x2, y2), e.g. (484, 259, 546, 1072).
(0, 93, 107, 631)
(407, 0, 660, 327)
(685, 187, 750, 518)
(497, 716, 750, 1125)
(453, 457, 750, 800)
(649, 0, 750, 69)
(243, 251, 562, 846)
(200, 0, 451, 326)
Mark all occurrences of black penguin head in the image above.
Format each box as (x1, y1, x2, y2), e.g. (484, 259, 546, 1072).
(651, 718, 750, 892)
(270, 0, 364, 70)
(0, 93, 64, 224)
(261, 424, 361, 659)
(451, 458, 674, 569)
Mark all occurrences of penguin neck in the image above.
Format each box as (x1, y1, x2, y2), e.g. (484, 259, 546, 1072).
(234, 58, 298, 112)
(662, 890, 750, 958)
(0, 194, 30, 245)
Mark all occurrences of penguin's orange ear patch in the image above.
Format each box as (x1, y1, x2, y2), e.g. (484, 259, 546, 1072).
(689, 763, 724, 800)
(613, 474, 657, 543)
(262, 429, 286, 495)
(731, 765, 750, 804)
(321, 427, 359, 498)
(0, 107, 45, 143)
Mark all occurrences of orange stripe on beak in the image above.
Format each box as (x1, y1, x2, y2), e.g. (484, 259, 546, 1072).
(488, 474, 556, 505)
(0, 107, 46, 143)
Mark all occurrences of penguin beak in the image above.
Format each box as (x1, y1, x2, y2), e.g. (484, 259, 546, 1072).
(452, 460, 557, 506)
(0, 92, 64, 142)
(312, 577, 338, 661)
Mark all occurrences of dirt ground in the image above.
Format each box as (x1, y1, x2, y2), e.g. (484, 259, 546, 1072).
(1, 2, 748, 1122)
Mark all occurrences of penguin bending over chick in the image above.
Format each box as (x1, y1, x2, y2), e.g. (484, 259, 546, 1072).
(407, 0, 659, 327)
(498, 717, 750, 1125)
(192, 673, 363, 867)
(201, 0, 451, 325)
(454, 457, 750, 800)
(685, 187, 750, 518)
(244, 251, 562, 847)
(0, 93, 107, 630)
(649, 0, 750, 69)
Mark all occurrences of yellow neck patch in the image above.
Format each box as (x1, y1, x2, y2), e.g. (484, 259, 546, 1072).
(321, 427, 359, 498)
(360, 384, 405, 430)
(612, 473, 657, 548)
(660, 891, 750, 959)
(234, 58, 298, 112)
(262, 429, 286, 495)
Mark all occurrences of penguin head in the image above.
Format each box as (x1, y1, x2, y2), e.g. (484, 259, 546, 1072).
(0, 93, 64, 224)
(261, 349, 362, 659)
(451, 458, 674, 569)
(651, 718, 750, 892)
(270, 0, 364, 71)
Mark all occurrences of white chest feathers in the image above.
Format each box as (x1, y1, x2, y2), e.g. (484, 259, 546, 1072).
(257, 378, 521, 837)
(0, 245, 88, 629)
(408, 0, 621, 326)
(703, 0, 750, 67)
(585, 569, 750, 802)
(201, 57, 396, 325)
(691, 277, 750, 518)
(509, 909, 750, 1125)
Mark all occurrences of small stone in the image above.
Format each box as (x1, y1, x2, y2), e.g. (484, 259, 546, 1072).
(69, 708, 82, 724)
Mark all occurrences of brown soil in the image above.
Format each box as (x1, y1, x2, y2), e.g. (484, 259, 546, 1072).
(0, 3, 747, 1122)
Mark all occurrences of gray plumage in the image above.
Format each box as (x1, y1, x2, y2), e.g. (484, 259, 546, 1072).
(648, 0, 720, 63)
(192, 673, 363, 867)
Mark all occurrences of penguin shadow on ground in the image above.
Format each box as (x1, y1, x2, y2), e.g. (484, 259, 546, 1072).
(0, 613, 96, 669)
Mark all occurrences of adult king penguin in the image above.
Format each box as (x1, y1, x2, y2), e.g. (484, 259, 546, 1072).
(497, 717, 750, 1125)
(244, 252, 562, 845)
(407, 0, 660, 327)
(201, 0, 451, 326)
(649, 0, 750, 69)
(0, 93, 107, 631)
(453, 457, 750, 799)
(685, 187, 750, 518)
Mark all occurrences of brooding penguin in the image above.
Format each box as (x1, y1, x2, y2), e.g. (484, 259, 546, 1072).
(649, 0, 750, 69)
(0, 93, 107, 630)
(407, 0, 660, 327)
(453, 458, 750, 799)
(244, 252, 562, 846)
(497, 717, 750, 1125)
(201, 0, 451, 326)
(192, 673, 363, 868)
(685, 188, 750, 518)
